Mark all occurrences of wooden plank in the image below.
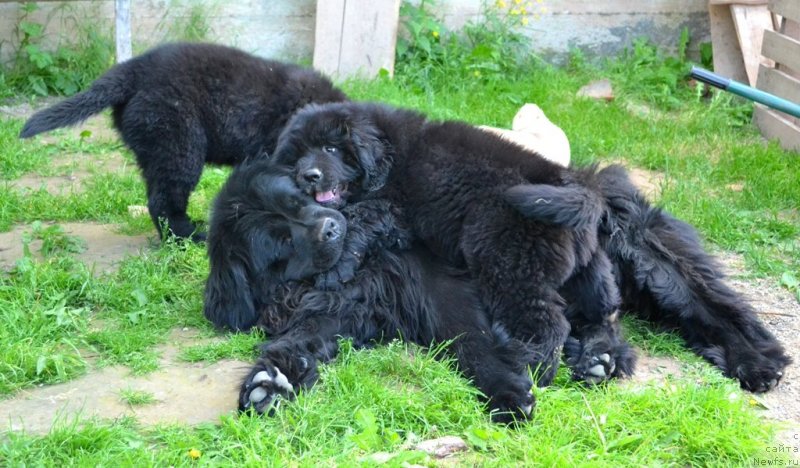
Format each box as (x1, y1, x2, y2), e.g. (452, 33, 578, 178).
(769, 0, 800, 24)
(761, 29, 800, 70)
(774, 18, 800, 78)
(313, 0, 346, 77)
(709, 4, 749, 84)
(753, 104, 800, 151)
(757, 65, 800, 105)
(313, 0, 401, 79)
(781, 18, 800, 39)
(709, 0, 766, 5)
(731, 4, 775, 85)
(115, 0, 132, 63)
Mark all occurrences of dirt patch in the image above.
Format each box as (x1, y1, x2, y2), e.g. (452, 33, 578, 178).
(626, 167, 664, 200)
(4, 99, 128, 197)
(0, 328, 250, 434)
(0, 222, 152, 275)
(715, 251, 800, 442)
(9, 148, 134, 196)
(625, 353, 685, 387)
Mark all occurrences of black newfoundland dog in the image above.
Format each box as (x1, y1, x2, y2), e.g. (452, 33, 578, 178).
(263, 101, 789, 404)
(204, 159, 536, 423)
(19, 42, 346, 241)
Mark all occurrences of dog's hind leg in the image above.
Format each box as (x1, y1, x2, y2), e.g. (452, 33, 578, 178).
(144, 168, 205, 241)
(561, 249, 637, 384)
(115, 98, 207, 241)
(459, 202, 572, 389)
(446, 325, 536, 424)
(422, 263, 535, 424)
(239, 314, 342, 414)
(597, 164, 790, 392)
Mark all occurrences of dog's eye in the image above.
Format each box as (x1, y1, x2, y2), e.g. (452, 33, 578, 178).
(323, 146, 339, 154)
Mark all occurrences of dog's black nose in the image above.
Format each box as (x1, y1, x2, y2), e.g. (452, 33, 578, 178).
(303, 168, 322, 183)
(319, 217, 342, 242)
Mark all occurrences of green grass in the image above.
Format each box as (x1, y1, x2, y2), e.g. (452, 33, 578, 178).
(119, 388, 157, 407)
(0, 342, 777, 466)
(0, 34, 798, 465)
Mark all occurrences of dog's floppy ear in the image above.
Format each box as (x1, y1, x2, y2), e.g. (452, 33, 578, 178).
(348, 120, 392, 193)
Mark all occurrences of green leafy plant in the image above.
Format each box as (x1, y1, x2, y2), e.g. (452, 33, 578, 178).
(119, 388, 157, 406)
(606, 29, 694, 109)
(395, 0, 536, 92)
(780, 271, 800, 302)
(4, 2, 114, 96)
(22, 221, 87, 258)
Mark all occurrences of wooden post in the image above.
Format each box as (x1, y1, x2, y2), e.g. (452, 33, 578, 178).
(313, 0, 402, 79)
(115, 0, 132, 63)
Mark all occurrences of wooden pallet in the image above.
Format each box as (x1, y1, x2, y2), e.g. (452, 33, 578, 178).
(752, 0, 800, 152)
(709, 0, 776, 86)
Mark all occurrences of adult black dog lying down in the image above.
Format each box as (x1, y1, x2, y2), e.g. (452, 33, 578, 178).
(204, 160, 536, 423)
(267, 101, 790, 402)
(19, 42, 346, 241)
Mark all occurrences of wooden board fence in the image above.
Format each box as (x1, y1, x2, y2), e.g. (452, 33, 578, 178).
(752, 0, 800, 152)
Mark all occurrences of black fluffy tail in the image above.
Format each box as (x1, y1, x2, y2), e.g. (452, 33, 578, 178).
(19, 61, 135, 138)
(503, 183, 603, 229)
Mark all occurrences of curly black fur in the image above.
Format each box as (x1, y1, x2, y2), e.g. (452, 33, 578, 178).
(205, 160, 535, 422)
(271, 102, 626, 395)
(20, 42, 346, 241)
(269, 101, 789, 395)
(596, 164, 790, 392)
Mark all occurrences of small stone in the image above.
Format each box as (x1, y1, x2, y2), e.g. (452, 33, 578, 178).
(127, 205, 149, 217)
(366, 452, 393, 464)
(577, 79, 614, 101)
(415, 436, 468, 458)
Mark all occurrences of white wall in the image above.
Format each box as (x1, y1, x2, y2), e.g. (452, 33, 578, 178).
(0, 0, 710, 66)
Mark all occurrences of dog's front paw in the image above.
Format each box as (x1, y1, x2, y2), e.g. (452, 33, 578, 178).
(488, 390, 535, 425)
(239, 360, 298, 415)
(564, 336, 636, 385)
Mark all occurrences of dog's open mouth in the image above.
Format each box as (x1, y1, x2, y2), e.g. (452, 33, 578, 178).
(314, 184, 346, 205)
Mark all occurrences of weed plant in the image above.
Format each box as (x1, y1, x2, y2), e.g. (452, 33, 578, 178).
(1, 3, 114, 97)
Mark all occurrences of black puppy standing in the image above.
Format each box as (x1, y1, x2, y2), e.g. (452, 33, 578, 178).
(204, 159, 535, 423)
(19, 42, 346, 241)
(267, 101, 789, 409)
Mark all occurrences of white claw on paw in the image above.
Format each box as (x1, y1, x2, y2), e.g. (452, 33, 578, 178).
(521, 392, 534, 416)
(249, 386, 269, 403)
(587, 364, 606, 378)
(252, 370, 271, 385)
(272, 367, 294, 393)
(599, 353, 611, 363)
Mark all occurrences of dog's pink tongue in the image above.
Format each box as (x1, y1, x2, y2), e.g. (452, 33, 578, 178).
(315, 190, 336, 203)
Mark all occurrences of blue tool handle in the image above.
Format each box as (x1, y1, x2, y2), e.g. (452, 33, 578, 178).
(690, 66, 800, 119)
(690, 66, 731, 90)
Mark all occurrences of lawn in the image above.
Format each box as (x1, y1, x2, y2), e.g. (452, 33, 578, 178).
(1, 12, 799, 467)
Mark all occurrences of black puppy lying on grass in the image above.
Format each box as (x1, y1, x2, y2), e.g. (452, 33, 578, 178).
(268, 100, 790, 399)
(204, 159, 536, 423)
